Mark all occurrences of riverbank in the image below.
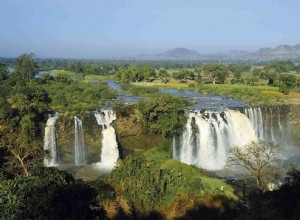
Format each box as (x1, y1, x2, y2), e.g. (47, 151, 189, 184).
(132, 80, 300, 106)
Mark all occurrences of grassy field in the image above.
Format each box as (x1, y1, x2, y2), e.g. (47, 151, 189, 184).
(51, 70, 116, 80)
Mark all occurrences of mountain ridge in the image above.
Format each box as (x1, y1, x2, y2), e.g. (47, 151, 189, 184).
(128, 44, 300, 61)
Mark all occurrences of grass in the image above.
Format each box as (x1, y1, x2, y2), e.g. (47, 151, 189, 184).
(84, 74, 116, 80)
(51, 70, 115, 80)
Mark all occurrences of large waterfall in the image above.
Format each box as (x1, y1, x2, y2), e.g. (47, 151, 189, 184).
(74, 116, 86, 165)
(44, 115, 59, 167)
(174, 110, 257, 170)
(94, 110, 119, 169)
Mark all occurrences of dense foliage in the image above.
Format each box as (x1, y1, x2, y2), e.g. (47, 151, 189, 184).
(0, 76, 50, 176)
(0, 167, 105, 220)
(105, 148, 238, 218)
(39, 75, 116, 112)
(203, 63, 229, 84)
(138, 94, 190, 136)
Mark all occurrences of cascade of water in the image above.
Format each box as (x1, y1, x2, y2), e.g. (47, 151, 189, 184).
(172, 136, 177, 159)
(74, 116, 86, 165)
(94, 110, 119, 169)
(175, 109, 257, 170)
(44, 115, 59, 167)
(244, 106, 297, 148)
(244, 107, 264, 140)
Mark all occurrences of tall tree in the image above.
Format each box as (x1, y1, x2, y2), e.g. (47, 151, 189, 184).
(14, 53, 38, 82)
(203, 63, 229, 84)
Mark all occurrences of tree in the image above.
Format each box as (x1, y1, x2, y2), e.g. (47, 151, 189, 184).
(138, 94, 190, 136)
(203, 63, 229, 84)
(277, 73, 297, 95)
(14, 53, 38, 82)
(228, 141, 281, 193)
(0, 61, 8, 81)
(0, 82, 50, 176)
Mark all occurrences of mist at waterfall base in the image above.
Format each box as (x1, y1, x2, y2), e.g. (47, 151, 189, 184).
(173, 105, 300, 173)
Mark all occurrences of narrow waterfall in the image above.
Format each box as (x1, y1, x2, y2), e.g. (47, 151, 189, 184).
(94, 110, 119, 169)
(74, 116, 86, 165)
(44, 115, 59, 166)
(174, 109, 257, 170)
(244, 107, 264, 140)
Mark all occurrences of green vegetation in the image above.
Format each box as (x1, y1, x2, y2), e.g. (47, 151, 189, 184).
(41, 77, 115, 112)
(104, 148, 238, 218)
(14, 53, 39, 82)
(0, 167, 105, 220)
(120, 83, 160, 96)
(203, 63, 229, 84)
(138, 94, 190, 136)
(1, 55, 300, 219)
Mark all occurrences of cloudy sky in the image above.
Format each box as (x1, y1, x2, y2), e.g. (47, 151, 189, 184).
(1, 0, 299, 58)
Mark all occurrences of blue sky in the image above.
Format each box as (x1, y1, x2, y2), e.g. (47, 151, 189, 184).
(0, 0, 299, 58)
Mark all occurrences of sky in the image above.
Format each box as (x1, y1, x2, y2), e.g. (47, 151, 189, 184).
(0, 0, 300, 58)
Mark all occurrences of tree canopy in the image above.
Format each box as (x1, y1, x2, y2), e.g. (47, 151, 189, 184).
(203, 63, 229, 84)
(13, 53, 39, 82)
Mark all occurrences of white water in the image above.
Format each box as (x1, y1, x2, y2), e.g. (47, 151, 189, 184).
(44, 115, 59, 166)
(244, 107, 264, 140)
(74, 116, 86, 165)
(244, 106, 300, 159)
(244, 106, 291, 144)
(94, 110, 119, 169)
(174, 110, 257, 170)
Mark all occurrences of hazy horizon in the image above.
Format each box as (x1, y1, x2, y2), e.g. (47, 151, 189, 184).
(1, 0, 300, 59)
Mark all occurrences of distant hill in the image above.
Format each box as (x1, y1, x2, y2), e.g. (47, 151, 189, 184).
(249, 44, 300, 60)
(256, 45, 300, 55)
(122, 44, 300, 61)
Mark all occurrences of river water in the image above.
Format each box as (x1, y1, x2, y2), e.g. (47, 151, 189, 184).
(104, 80, 245, 110)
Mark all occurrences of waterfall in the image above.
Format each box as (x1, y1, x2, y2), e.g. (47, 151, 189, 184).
(244, 105, 297, 149)
(94, 110, 119, 169)
(74, 116, 86, 165)
(44, 115, 59, 167)
(174, 109, 257, 170)
(244, 107, 264, 140)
